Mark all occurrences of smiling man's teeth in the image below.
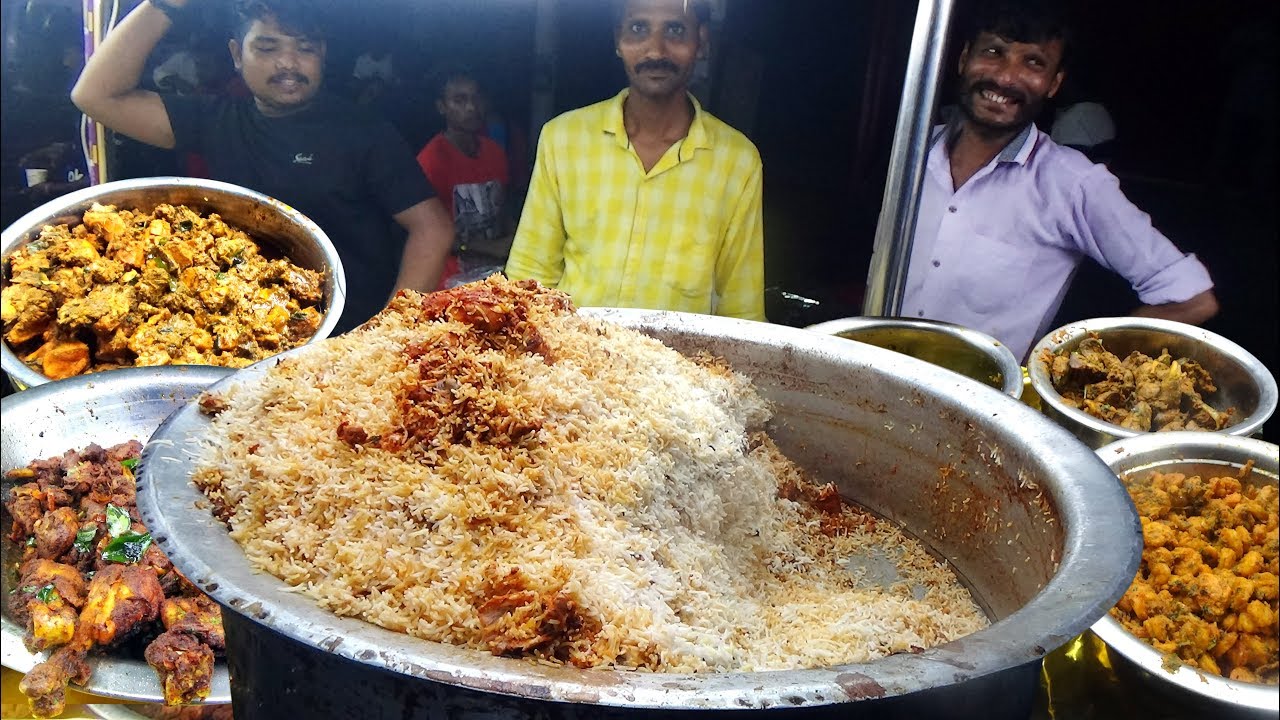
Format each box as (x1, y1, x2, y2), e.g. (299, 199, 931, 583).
(981, 90, 1012, 105)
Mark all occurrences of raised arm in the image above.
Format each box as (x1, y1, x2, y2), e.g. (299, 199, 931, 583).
(70, 0, 182, 149)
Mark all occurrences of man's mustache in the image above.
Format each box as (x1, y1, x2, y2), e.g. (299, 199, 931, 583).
(970, 80, 1026, 104)
(270, 73, 309, 85)
(634, 59, 680, 75)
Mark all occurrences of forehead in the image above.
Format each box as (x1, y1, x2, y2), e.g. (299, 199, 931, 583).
(972, 32, 1063, 61)
(243, 14, 321, 44)
(444, 77, 480, 95)
(620, 0, 698, 25)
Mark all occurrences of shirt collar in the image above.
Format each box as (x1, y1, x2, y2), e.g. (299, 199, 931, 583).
(996, 123, 1038, 164)
(603, 88, 713, 161)
(933, 120, 1040, 166)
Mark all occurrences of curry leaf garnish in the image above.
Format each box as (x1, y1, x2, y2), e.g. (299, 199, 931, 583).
(102, 532, 152, 564)
(36, 585, 59, 603)
(74, 526, 97, 553)
(106, 504, 131, 537)
(121, 458, 139, 471)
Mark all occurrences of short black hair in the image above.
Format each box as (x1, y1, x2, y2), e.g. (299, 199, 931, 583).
(233, 0, 326, 43)
(612, 0, 712, 30)
(965, 0, 1072, 69)
(429, 64, 479, 101)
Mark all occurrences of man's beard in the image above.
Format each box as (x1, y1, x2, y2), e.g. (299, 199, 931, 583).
(957, 79, 1044, 135)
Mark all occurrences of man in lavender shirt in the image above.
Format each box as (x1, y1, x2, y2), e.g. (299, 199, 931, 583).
(903, 0, 1218, 361)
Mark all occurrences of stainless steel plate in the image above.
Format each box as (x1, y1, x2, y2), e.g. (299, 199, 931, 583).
(1, 366, 232, 704)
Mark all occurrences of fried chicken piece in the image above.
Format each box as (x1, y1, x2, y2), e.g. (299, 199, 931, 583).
(2, 283, 55, 344)
(5, 481, 47, 539)
(25, 589, 80, 652)
(82, 202, 133, 249)
(261, 257, 324, 304)
(31, 334, 92, 380)
(18, 645, 91, 719)
(78, 564, 165, 647)
(32, 506, 80, 560)
(17, 559, 89, 610)
(145, 631, 215, 705)
(14, 559, 88, 652)
(159, 595, 226, 651)
(129, 310, 215, 366)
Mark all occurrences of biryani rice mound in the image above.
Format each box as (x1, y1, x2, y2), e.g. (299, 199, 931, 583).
(192, 276, 987, 672)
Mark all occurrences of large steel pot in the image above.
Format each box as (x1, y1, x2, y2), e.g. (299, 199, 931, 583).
(1, 176, 348, 390)
(138, 309, 1143, 718)
(1091, 432, 1279, 719)
(1, 365, 232, 705)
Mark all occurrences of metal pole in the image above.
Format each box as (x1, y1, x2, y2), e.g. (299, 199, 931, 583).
(81, 0, 110, 184)
(528, 0, 558, 153)
(861, 0, 956, 317)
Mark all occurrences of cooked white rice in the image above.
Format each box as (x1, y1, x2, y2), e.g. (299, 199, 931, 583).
(192, 277, 987, 672)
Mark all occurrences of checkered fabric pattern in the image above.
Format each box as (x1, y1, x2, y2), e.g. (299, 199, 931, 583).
(506, 90, 766, 321)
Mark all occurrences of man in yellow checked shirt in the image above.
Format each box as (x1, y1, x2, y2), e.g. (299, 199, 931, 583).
(505, 0, 766, 322)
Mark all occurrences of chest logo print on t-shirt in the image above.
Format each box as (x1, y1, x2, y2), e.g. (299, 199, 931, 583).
(293, 153, 314, 165)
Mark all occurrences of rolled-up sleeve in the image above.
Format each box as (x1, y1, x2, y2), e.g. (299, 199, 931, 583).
(1070, 167, 1214, 305)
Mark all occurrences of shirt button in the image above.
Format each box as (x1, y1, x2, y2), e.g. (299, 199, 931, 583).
(917, 311, 924, 317)
(932, 260, 941, 267)
(948, 206, 957, 213)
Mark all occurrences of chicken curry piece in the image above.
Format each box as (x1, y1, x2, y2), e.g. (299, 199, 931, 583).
(1112, 466, 1279, 684)
(1, 202, 325, 380)
(1045, 335, 1235, 432)
(5, 441, 226, 717)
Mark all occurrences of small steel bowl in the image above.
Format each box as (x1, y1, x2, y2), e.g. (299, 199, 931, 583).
(1028, 317, 1277, 448)
(805, 317, 1023, 399)
(1091, 431, 1279, 718)
(1, 365, 232, 704)
(2, 176, 348, 390)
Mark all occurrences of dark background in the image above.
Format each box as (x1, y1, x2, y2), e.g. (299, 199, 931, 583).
(3, 0, 1276, 376)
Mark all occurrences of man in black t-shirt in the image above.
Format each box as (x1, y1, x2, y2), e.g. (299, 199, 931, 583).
(72, 0, 453, 333)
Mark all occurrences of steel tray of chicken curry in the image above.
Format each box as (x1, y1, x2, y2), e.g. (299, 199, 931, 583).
(1, 177, 346, 389)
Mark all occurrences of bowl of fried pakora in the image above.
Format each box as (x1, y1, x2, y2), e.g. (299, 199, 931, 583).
(1091, 431, 1278, 717)
(1027, 317, 1277, 448)
(1, 176, 347, 390)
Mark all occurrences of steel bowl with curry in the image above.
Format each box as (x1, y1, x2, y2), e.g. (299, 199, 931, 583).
(1, 175, 350, 386)
(3, 200, 326, 383)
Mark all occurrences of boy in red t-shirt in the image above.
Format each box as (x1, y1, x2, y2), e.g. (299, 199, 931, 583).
(416, 69, 511, 288)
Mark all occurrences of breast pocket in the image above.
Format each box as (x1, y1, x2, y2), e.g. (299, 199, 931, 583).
(952, 230, 1037, 316)
(664, 220, 717, 299)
